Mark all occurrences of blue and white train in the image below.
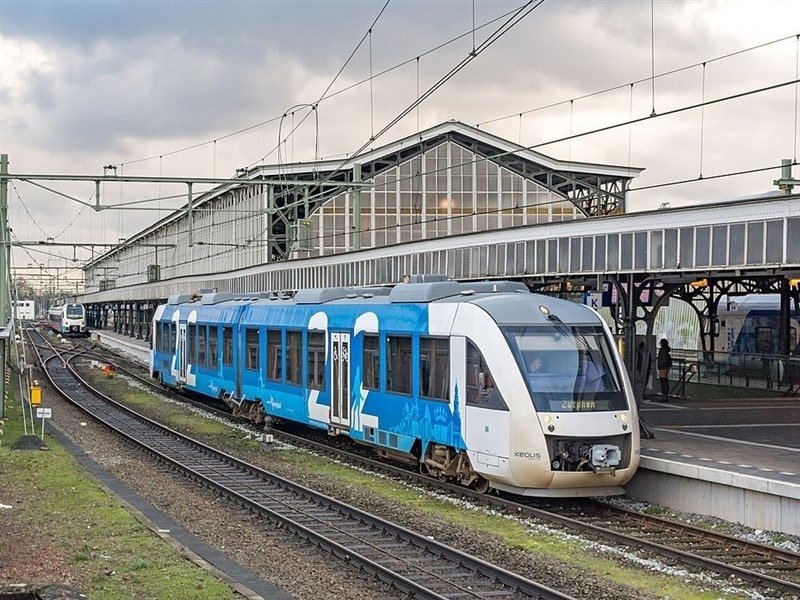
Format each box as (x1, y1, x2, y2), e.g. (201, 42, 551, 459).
(717, 295, 800, 357)
(48, 303, 88, 336)
(151, 277, 640, 497)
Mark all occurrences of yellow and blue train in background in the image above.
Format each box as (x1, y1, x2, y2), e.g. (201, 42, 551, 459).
(150, 277, 640, 497)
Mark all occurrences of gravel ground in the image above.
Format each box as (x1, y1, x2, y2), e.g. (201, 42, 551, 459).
(10, 356, 793, 600)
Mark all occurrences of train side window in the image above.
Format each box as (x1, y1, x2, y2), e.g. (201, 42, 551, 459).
(387, 335, 412, 395)
(755, 327, 772, 354)
(286, 330, 302, 385)
(198, 325, 207, 367)
(208, 326, 219, 369)
(363, 334, 380, 390)
(307, 331, 325, 389)
(222, 326, 233, 366)
(188, 324, 197, 365)
(245, 328, 259, 371)
(420, 337, 449, 400)
(170, 323, 176, 353)
(466, 341, 506, 410)
(267, 329, 282, 382)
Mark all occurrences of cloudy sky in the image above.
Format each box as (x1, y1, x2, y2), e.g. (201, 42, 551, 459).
(1, 0, 799, 288)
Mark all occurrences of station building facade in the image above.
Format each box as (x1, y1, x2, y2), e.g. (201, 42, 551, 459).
(83, 121, 640, 295)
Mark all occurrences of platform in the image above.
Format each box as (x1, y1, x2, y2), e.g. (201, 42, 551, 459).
(91, 329, 150, 365)
(91, 328, 800, 536)
(632, 397, 800, 535)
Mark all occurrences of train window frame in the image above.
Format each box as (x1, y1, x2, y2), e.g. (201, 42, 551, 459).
(222, 326, 233, 366)
(245, 327, 259, 371)
(420, 337, 450, 401)
(208, 325, 219, 369)
(286, 330, 302, 386)
(307, 331, 325, 390)
(755, 326, 772, 354)
(503, 324, 627, 413)
(267, 328, 282, 382)
(362, 334, 380, 391)
(386, 334, 412, 395)
(188, 323, 197, 366)
(198, 324, 207, 368)
(465, 340, 507, 410)
(170, 323, 177, 354)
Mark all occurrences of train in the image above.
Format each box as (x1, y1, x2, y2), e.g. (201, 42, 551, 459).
(716, 294, 800, 382)
(717, 295, 800, 356)
(48, 303, 88, 336)
(150, 277, 640, 497)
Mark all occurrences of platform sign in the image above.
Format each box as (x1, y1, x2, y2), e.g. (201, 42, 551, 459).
(36, 407, 52, 441)
(583, 292, 605, 310)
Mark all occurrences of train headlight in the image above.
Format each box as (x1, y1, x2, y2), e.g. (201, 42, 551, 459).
(619, 414, 628, 423)
(538, 305, 550, 316)
(542, 415, 552, 424)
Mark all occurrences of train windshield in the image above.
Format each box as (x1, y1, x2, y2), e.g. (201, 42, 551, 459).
(503, 325, 628, 412)
(65, 305, 83, 318)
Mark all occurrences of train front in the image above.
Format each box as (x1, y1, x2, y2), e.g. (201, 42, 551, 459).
(63, 303, 88, 335)
(467, 294, 640, 497)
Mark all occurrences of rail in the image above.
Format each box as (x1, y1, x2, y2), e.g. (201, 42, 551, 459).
(28, 329, 575, 600)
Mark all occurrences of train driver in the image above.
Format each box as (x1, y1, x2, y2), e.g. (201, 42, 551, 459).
(575, 349, 605, 394)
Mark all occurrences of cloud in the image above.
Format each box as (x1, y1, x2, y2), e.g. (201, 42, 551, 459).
(2, 0, 800, 279)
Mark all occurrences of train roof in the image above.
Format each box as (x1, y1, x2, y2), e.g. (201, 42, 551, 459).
(162, 278, 604, 327)
(719, 294, 784, 313)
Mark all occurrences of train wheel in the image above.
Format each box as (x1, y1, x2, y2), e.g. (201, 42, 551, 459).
(473, 477, 490, 494)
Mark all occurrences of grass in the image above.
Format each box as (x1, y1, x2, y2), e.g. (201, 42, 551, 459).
(0, 371, 239, 600)
(91, 373, 750, 600)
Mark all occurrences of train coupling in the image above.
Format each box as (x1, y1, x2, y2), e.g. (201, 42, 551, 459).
(590, 444, 621, 472)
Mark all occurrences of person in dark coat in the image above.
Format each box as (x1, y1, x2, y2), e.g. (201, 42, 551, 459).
(656, 338, 672, 402)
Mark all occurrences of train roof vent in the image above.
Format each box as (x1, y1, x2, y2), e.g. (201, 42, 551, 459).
(200, 293, 240, 305)
(389, 281, 465, 303)
(167, 294, 192, 305)
(294, 287, 386, 304)
(390, 280, 529, 303)
(465, 281, 529, 294)
(408, 274, 448, 284)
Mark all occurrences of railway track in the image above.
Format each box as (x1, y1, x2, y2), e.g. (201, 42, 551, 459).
(69, 335, 800, 598)
(28, 329, 576, 600)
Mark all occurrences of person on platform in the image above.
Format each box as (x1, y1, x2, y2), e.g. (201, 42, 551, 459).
(656, 338, 672, 402)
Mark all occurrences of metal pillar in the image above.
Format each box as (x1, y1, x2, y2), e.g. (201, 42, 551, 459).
(780, 277, 790, 356)
(352, 163, 362, 251)
(0, 154, 8, 419)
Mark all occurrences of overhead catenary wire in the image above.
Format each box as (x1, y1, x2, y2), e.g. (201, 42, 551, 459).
(118, 2, 528, 172)
(476, 32, 800, 128)
(312, 1, 545, 191)
(18, 17, 800, 285)
(188, 72, 800, 269)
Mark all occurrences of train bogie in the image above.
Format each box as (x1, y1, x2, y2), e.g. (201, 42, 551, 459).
(151, 279, 640, 497)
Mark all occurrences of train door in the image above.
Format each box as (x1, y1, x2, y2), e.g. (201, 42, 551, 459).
(177, 323, 188, 383)
(330, 332, 351, 428)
